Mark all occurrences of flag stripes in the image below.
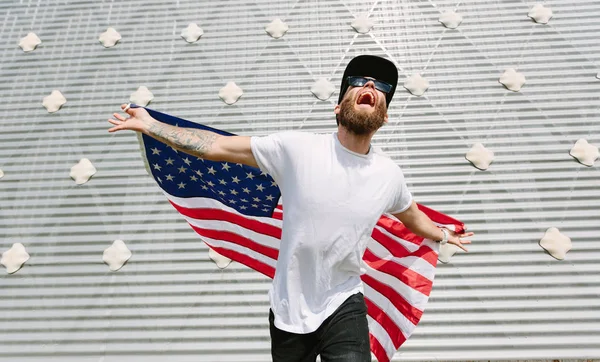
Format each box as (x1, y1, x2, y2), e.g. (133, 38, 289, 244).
(165, 192, 464, 362)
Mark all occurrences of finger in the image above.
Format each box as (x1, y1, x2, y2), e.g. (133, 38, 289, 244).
(107, 118, 123, 126)
(462, 232, 475, 237)
(455, 242, 469, 252)
(108, 125, 122, 133)
(121, 103, 134, 116)
(112, 113, 127, 121)
(459, 240, 472, 245)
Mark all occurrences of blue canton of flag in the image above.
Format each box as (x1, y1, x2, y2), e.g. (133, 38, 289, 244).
(134, 105, 281, 217)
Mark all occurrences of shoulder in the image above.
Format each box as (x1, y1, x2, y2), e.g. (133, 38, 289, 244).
(251, 131, 323, 155)
(372, 146, 399, 166)
(255, 130, 318, 141)
(276, 131, 329, 147)
(372, 146, 407, 177)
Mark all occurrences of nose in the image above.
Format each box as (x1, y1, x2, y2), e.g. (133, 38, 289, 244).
(364, 80, 376, 89)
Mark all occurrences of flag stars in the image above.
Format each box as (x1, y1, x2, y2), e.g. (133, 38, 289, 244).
(241, 198, 249, 203)
(206, 181, 215, 187)
(246, 172, 255, 180)
(262, 208, 270, 212)
(190, 175, 198, 182)
(165, 158, 175, 165)
(256, 184, 265, 192)
(156, 177, 162, 184)
(253, 197, 261, 202)
(271, 181, 277, 187)
(178, 166, 187, 173)
(260, 171, 268, 176)
(201, 185, 209, 190)
(229, 199, 237, 204)
(266, 195, 275, 201)
(207, 166, 217, 175)
(230, 189, 239, 195)
(236, 163, 243, 167)
(165, 174, 175, 181)
(218, 190, 226, 197)
(178, 182, 186, 189)
(252, 204, 259, 208)
(183, 158, 192, 166)
(153, 163, 162, 171)
(221, 162, 231, 171)
(242, 187, 251, 194)
(219, 179, 227, 185)
(240, 205, 248, 210)
(195, 170, 203, 177)
(231, 176, 241, 184)
(151, 148, 161, 155)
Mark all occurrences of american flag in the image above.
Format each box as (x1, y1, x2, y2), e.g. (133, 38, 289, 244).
(134, 105, 465, 362)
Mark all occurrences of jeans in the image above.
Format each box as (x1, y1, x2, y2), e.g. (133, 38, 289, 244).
(269, 292, 371, 362)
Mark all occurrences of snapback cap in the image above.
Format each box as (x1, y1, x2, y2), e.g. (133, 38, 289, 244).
(338, 55, 398, 107)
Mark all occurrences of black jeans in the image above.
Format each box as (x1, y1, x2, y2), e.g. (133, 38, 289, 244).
(269, 292, 371, 362)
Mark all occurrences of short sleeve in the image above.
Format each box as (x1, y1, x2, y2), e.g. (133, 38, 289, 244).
(387, 166, 413, 214)
(250, 131, 298, 186)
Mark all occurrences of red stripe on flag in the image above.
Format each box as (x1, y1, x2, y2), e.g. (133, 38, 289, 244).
(365, 297, 407, 350)
(170, 201, 282, 239)
(271, 211, 283, 220)
(363, 249, 432, 296)
(371, 227, 412, 258)
(369, 332, 390, 362)
(410, 245, 439, 267)
(371, 228, 437, 267)
(204, 243, 275, 279)
(376, 216, 424, 245)
(189, 224, 279, 260)
(361, 274, 423, 326)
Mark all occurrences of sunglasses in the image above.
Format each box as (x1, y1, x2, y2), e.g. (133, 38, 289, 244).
(346, 76, 393, 94)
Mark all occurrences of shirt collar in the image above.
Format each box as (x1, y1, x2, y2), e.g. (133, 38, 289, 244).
(333, 132, 372, 159)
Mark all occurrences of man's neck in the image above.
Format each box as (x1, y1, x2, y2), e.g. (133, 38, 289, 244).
(336, 126, 375, 155)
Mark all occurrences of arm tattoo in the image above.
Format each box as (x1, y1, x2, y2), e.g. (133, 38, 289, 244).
(147, 122, 218, 159)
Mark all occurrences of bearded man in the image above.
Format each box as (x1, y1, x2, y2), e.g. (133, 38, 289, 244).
(108, 55, 473, 362)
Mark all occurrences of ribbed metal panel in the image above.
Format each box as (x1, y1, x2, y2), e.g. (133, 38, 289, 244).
(1, 0, 599, 361)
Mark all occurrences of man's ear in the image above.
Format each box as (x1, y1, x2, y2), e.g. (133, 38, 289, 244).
(334, 104, 340, 115)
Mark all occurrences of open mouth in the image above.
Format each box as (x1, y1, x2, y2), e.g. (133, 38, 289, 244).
(356, 90, 376, 107)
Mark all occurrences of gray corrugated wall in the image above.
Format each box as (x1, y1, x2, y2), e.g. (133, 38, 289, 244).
(1, 0, 599, 361)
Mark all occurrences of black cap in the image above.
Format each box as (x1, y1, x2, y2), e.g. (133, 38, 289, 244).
(338, 55, 398, 107)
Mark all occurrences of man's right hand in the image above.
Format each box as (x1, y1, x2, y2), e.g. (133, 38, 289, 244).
(107, 104, 155, 134)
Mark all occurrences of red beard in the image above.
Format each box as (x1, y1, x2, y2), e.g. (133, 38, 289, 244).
(337, 92, 387, 135)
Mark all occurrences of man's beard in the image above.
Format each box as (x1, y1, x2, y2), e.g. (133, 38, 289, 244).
(337, 95, 387, 135)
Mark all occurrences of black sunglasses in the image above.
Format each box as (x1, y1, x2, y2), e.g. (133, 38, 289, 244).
(346, 76, 393, 94)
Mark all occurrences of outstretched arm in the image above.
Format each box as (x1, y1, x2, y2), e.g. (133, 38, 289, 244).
(108, 104, 258, 168)
(392, 201, 474, 251)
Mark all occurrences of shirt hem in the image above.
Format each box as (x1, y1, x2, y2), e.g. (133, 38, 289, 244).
(271, 286, 364, 334)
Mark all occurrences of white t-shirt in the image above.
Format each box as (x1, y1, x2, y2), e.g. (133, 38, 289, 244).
(251, 131, 412, 334)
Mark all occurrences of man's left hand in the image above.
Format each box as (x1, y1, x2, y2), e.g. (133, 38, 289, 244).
(447, 229, 474, 252)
